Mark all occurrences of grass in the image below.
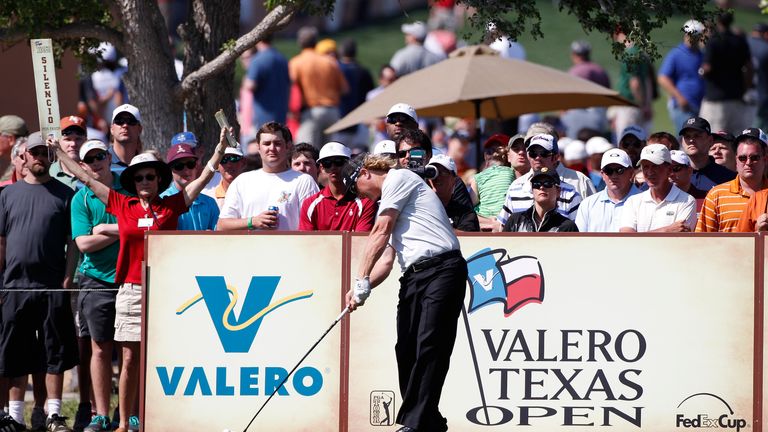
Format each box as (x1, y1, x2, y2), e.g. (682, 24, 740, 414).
(263, 2, 768, 135)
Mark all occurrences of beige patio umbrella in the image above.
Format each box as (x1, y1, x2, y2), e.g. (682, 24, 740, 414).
(326, 44, 632, 134)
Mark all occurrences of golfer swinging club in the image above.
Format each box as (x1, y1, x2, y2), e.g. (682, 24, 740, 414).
(344, 151, 468, 432)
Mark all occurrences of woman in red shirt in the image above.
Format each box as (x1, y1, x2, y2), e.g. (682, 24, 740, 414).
(49, 128, 229, 431)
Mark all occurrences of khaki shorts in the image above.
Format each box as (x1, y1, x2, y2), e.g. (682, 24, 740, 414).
(114, 283, 142, 342)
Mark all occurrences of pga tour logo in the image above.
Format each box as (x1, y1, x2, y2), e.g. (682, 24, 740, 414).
(675, 393, 748, 431)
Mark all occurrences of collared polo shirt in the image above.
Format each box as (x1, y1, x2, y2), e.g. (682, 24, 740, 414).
(575, 185, 641, 232)
(49, 161, 79, 190)
(160, 183, 219, 231)
(71, 173, 123, 282)
(620, 184, 697, 232)
(697, 177, 766, 232)
(298, 186, 376, 231)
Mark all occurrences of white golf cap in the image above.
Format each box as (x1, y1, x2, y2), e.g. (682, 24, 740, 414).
(527, 134, 557, 152)
(638, 143, 672, 166)
(600, 148, 632, 169)
(401, 22, 427, 40)
(585, 136, 614, 155)
(225, 146, 244, 157)
(427, 154, 456, 174)
(563, 140, 587, 161)
(111, 104, 141, 123)
(317, 141, 351, 162)
(670, 150, 691, 166)
(386, 103, 418, 123)
(373, 139, 397, 155)
(79, 139, 108, 160)
(683, 20, 705, 35)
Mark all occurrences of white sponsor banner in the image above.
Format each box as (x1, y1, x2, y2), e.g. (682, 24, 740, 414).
(30, 39, 61, 139)
(348, 235, 758, 431)
(144, 234, 345, 432)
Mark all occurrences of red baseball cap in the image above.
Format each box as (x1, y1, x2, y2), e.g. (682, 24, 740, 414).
(166, 143, 197, 163)
(484, 133, 510, 149)
(60, 115, 86, 132)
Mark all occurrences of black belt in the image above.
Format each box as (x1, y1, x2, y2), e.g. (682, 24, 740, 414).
(405, 250, 463, 275)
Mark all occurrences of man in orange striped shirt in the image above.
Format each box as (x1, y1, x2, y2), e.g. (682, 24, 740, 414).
(697, 128, 768, 232)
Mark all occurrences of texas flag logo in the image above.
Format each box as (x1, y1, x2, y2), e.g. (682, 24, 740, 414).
(466, 248, 544, 316)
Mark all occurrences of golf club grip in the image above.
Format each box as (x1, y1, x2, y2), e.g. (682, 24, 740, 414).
(242, 307, 350, 431)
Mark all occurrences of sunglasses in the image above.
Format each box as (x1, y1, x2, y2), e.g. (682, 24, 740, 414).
(527, 150, 553, 159)
(221, 155, 243, 164)
(320, 158, 347, 169)
(62, 128, 85, 137)
(83, 151, 107, 164)
(671, 164, 688, 172)
(134, 173, 157, 183)
(602, 166, 626, 176)
(171, 160, 197, 171)
(737, 154, 762, 163)
(531, 180, 557, 189)
(113, 117, 138, 126)
(397, 149, 416, 158)
(386, 114, 413, 125)
(27, 147, 49, 158)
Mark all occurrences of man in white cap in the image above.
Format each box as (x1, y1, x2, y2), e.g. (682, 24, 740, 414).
(109, 104, 142, 176)
(373, 139, 397, 159)
(205, 146, 246, 211)
(299, 142, 375, 231)
(619, 144, 697, 232)
(386, 103, 419, 142)
(575, 148, 641, 232)
(658, 20, 706, 132)
(668, 149, 707, 199)
(390, 21, 442, 77)
(585, 135, 614, 190)
(70, 140, 122, 432)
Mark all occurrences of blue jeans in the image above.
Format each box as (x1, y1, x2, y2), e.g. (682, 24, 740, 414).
(668, 100, 698, 134)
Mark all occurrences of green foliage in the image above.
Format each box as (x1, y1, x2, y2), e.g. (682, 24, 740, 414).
(458, 0, 716, 62)
(220, 38, 237, 53)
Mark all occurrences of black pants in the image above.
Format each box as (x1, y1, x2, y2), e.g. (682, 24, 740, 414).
(395, 251, 467, 431)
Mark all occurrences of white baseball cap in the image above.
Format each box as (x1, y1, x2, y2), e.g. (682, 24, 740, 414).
(225, 146, 244, 157)
(683, 20, 705, 35)
(401, 22, 427, 41)
(427, 154, 456, 174)
(563, 140, 587, 161)
(670, 150, 691, 166)
(600, 148, 632, 169)
(387, 103, 418, 123)
(79, 139, 108, 160)
(586, 136, 614, 155)
(527, 134, 557, 152)
(373, 140, 397, 155)
(318, 141, 351, 162)
(638, 143, 672, 166)
(111, 104, 141, 123)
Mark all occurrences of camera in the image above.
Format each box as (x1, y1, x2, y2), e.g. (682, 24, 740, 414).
(406, 148, 438, 179)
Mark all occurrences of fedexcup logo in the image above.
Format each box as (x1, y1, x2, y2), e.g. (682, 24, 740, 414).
(177, 276, 313, 352)
(676, 393, 748, 431)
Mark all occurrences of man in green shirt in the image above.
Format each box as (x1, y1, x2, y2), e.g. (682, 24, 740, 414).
(71, 140, 122, 432)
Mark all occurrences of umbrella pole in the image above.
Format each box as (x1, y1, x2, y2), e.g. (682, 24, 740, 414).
(474, 99, 482, 171)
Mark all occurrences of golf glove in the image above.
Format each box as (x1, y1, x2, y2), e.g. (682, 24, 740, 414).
(353, 277, 371, 306)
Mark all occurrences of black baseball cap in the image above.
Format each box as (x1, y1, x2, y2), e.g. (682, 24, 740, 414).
(530, 167, 560, 185)
(679, 117, 711, 136)
(734, 128, 768, 147)
(711, 130, 735, 143)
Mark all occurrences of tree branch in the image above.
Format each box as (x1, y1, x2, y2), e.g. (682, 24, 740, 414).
(177, 3, 297, 99)
(0, 22, 124, 52)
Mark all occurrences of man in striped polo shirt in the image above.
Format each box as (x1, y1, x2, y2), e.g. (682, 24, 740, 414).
(697, 128, 768, 232)
(495, 134, 583, 230)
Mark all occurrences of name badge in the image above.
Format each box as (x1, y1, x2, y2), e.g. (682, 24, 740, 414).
(138, 217, 154, 228)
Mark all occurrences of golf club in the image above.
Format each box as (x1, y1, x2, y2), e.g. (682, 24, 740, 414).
(241, 306, 350, 432)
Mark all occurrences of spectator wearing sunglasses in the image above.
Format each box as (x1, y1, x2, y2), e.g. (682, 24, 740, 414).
(50, 115, 88, 190)
(299, 142, 375, 231)
(502, 168, 578, 232)
(48, 127, 229, 432)
(205, 147, 246, 210)
(385, 103, 419, 143)
(108, 104, 142, 177)
(495, 133, 583, 230)
(679, 116, 736, 191)
(160, 142, 219, 230)
(703, 129, 768, 232)
(620, 144, 697, 232)
(70, 140, 123, 431)
(668, 150, 707, 199)
(575, 148, 641, 232)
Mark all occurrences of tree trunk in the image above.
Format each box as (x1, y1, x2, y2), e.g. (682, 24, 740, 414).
(179, 0, 239, 160)
(116, 0, 182, 157)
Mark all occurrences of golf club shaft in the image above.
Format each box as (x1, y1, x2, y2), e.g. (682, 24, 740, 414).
(242, 307, 350, 432)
